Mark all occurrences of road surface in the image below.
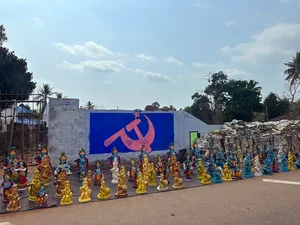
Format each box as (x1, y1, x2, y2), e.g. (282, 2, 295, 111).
(1, 170, 300, 225)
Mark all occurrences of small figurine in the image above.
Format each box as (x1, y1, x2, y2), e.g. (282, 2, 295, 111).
(148, 163, 157, 187)
(36, 145, 51, 165)
(295, 154, 300, 169)
(277, 148, 284, 171)
(139, 144, 148, 165)
(133, 168, 140, 189)
(128, 158, 136, 182)
(5, 146, 17, 169)
(169, 154, 177, 176)
(79, 178, 92, 203)
(77, 148, 89, 170)
(191, 142, 201, 169)
(142, 155, 151, 183)
(36, 183, 48, 207)
(2, 169, 14, 203)
(28, 170, 41, 202)
(15, 161, 28, 190)
(38, 156, 52, 186)
(172, 171, 184, 189)
(201, 169, 211, 185)
(115, 166, 128, 198)
(97, 179, 111, 200)
(60, 180, 73, 206)
(272, 151, 279, 173)
(54, 152, 71, 184)
(208, 154, 214, 176)
(183, 152, 193, 181)
(222, 164, 232, 182)
(166, 143, 176, 161)
(237, 152, 244, 168)
(110, 158, 120, 184)
(211, 168, 222, 183)
(216, 150, 224, 170)
(157, 174, 169, 191)
(6, 185, 21, 212)
(93, 160, 104, 186)
(135, 173, 147, 195)
(233, 163, 243, 180)
(197, 160, 204, 179)
(288, 152, 296, 171)
(56, 169, 68, 198)
(155, 155, 164, 177)
(262, 154, 273, 175)
(243, 154, 253, 178)
(162, 161, 170, 181)
(109, 146, 120, 168)
(79, 168, 86, 185)
(11, 158, 20, 184)
(86, 169, 93, 188)
(253, 155, 263, 177)
(281, 152, 289, 172)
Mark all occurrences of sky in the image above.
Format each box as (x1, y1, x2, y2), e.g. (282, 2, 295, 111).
(1, 0, 300, 110)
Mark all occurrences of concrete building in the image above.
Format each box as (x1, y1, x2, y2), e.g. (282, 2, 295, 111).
(46, 98, 221, 166)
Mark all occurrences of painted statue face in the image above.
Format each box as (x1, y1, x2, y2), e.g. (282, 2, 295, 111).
(80, 154, 85, 158)
(61, 160, 66, 164)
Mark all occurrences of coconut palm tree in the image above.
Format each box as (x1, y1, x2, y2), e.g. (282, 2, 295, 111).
(0, 24, 8, 46)
(55, 92, 67, 98)
(85, 101, 96, 109)
(35, 83, 54, 113)
(284, 51, 300, 85)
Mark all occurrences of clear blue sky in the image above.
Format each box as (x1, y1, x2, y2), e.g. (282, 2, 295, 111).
(1, 0, 300, 109)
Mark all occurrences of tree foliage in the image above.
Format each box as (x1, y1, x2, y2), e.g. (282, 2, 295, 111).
(284, 51, 300, 86)
(185, 71, 263, 123)
(0, 25, 36, 110)
(264, 92, 289, 120)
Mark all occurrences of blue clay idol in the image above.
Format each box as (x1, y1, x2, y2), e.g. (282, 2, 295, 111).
(211, 168, 222, 183)
(281, 152, 289, 172)
(243, 154, 253, 178)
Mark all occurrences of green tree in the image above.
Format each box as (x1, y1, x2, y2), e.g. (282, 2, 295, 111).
(264, 92, 289, 120)
(187, 71, 263, 122)
(55, 92, 67, 98)
(184, 93, 212, 124)
(0, 25, 36, 110)
(34, 83, 54, 113)
(85, 101, 95, 109)
(284, 51, 300, 86)
(224, 79, 263, 121)
(0, 25, 8, 46)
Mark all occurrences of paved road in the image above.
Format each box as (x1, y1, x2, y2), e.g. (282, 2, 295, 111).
(1, 171, 300, 225)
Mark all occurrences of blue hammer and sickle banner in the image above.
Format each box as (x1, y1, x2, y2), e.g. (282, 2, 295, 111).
(89, 112, 175, 154)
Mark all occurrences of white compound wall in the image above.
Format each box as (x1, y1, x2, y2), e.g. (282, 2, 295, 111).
(47, 98, 221, 166)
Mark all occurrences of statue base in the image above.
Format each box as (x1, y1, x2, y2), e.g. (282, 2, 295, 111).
(115, 193, 128, 198)
(97, 194, 110, 200)
(136, 190, 147, 195)
(6, 206, 21, 213)
(201, 181, 211, 185)
(157, 186, 169, 191)
(28, 196, 37, 202)
(79, 197, 91, 203)
(172, 185, 184, 190)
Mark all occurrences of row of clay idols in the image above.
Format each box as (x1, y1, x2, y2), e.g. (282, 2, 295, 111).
(6, 152, 300, 212)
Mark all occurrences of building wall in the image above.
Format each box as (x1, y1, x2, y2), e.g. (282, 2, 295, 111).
(48, 98, 221, 166)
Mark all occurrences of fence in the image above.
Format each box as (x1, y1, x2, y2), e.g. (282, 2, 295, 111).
(0, 91, 47, 167)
